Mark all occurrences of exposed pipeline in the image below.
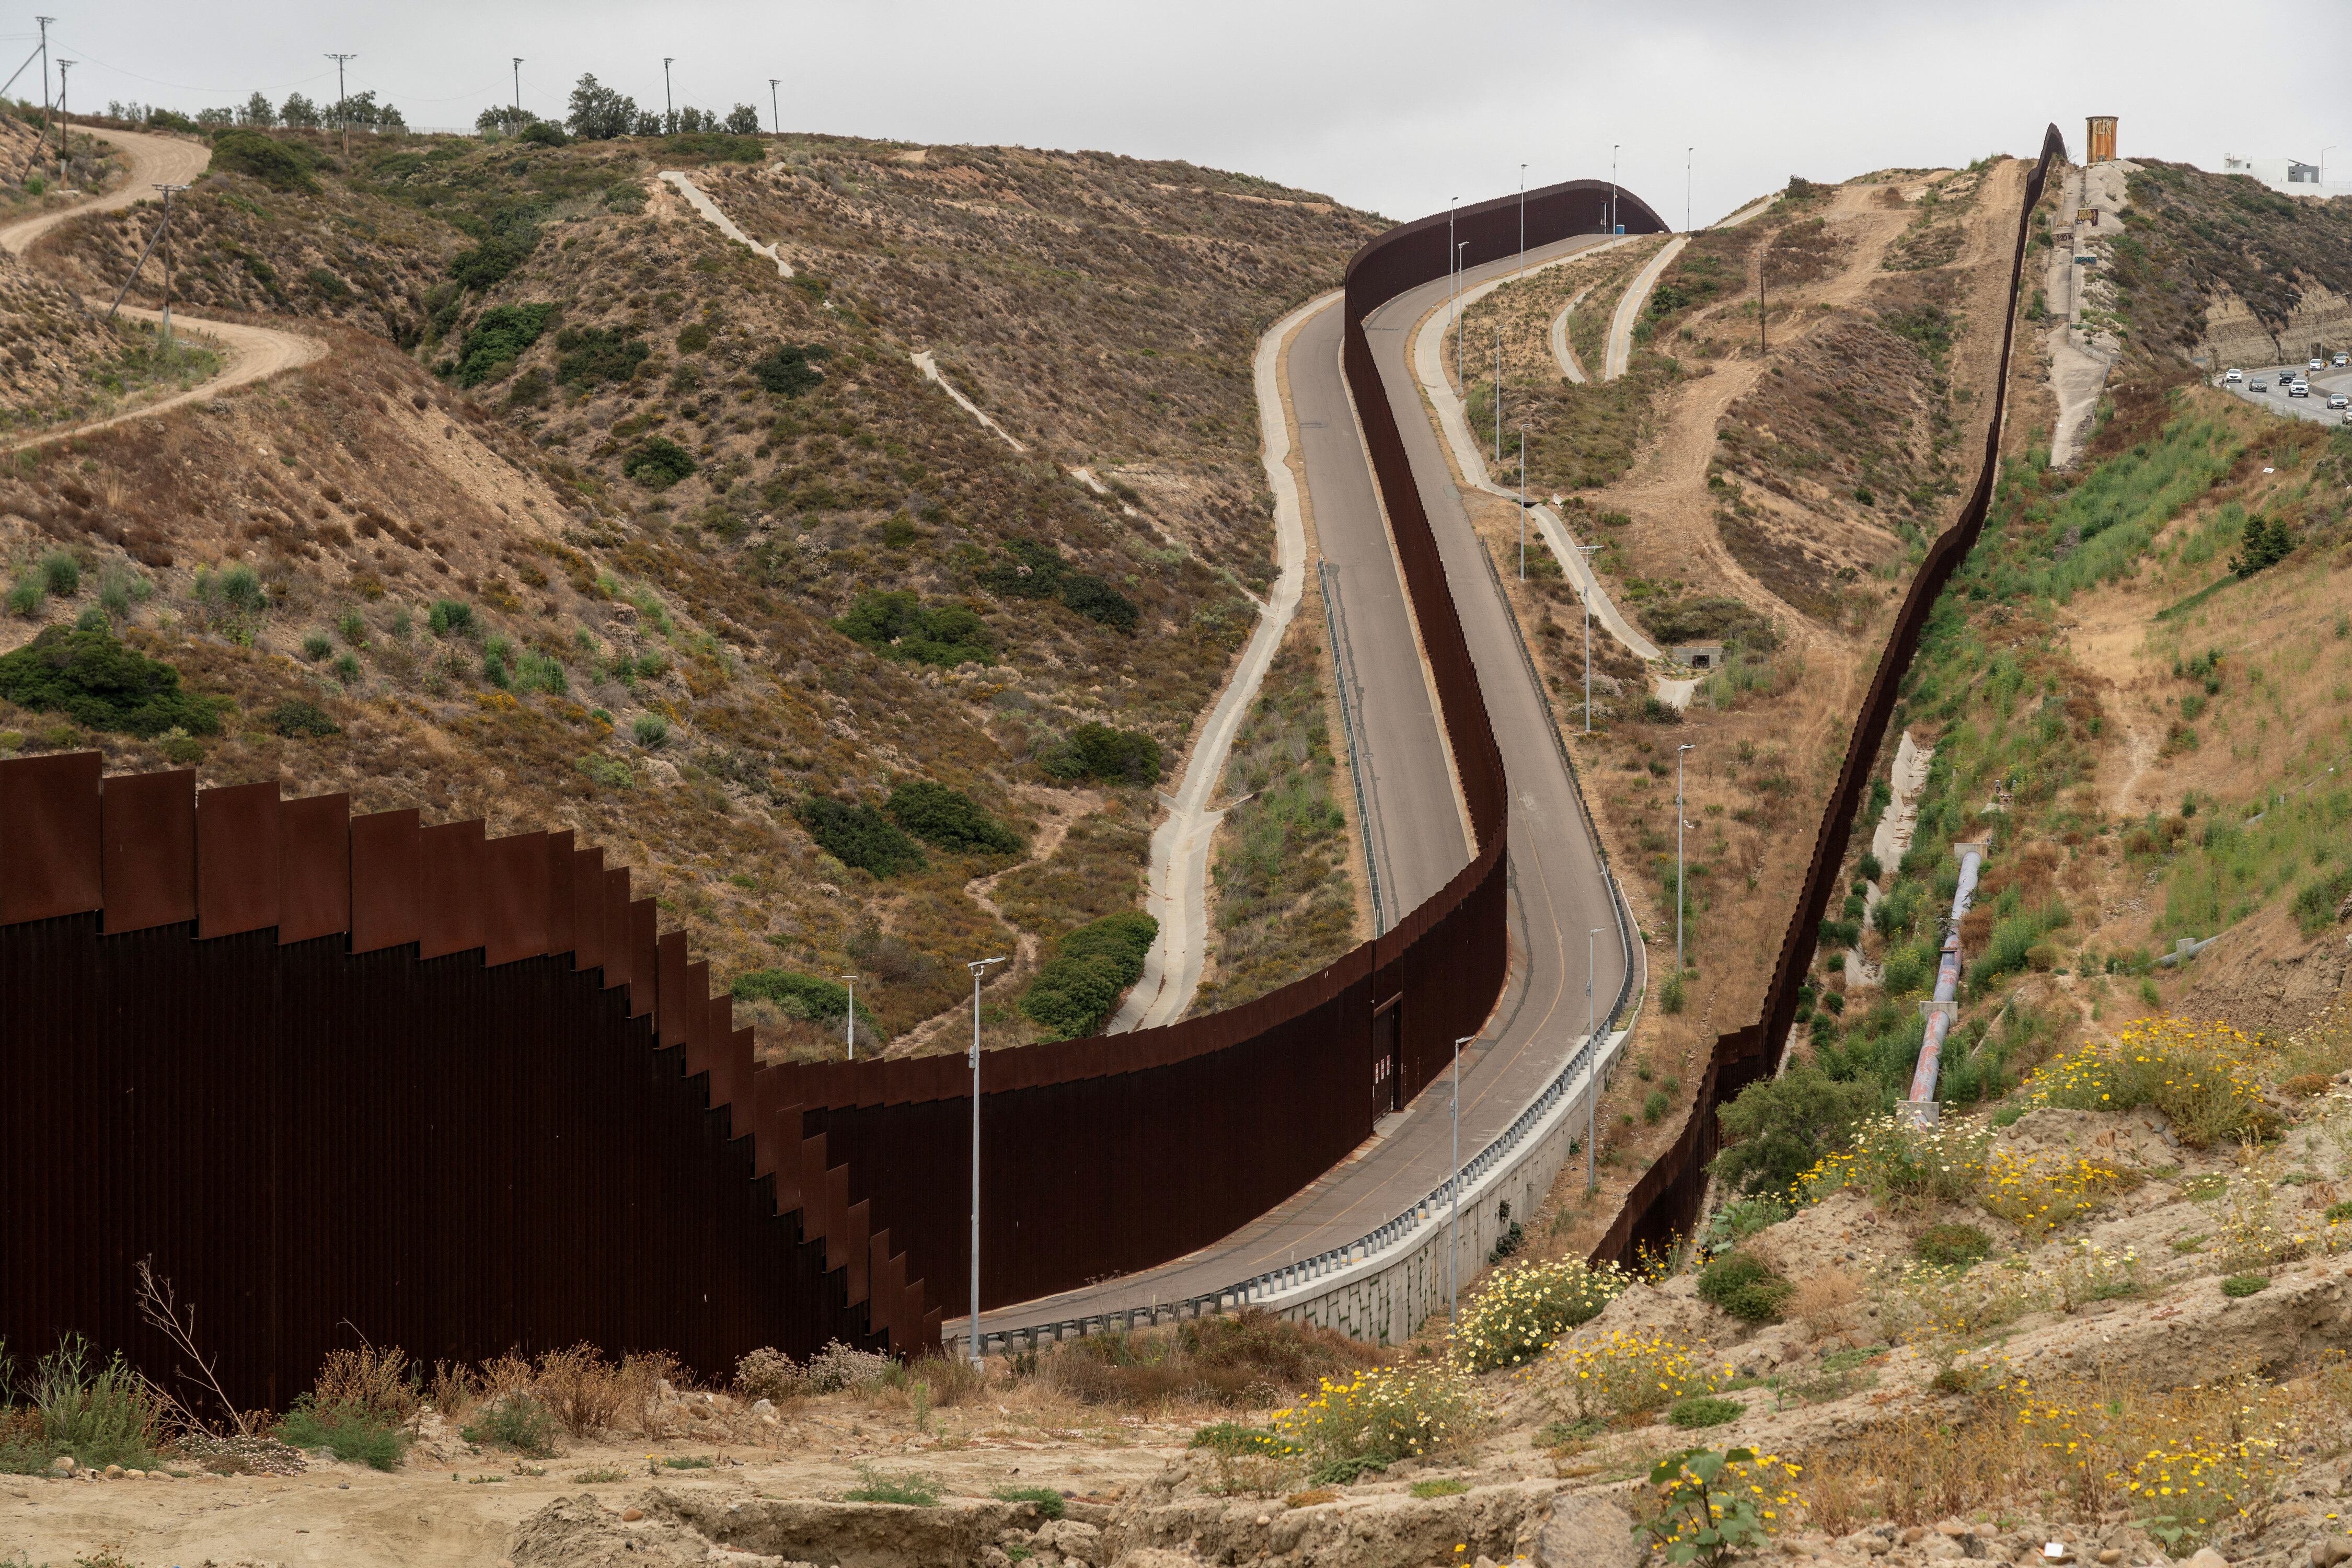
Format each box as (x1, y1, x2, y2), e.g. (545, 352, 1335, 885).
(1906, 841, 1987, 1117)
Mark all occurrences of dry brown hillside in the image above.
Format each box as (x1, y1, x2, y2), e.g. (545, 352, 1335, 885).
(0, 119, 1379, 1052)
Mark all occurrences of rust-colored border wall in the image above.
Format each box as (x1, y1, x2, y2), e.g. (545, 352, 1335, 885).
(1589, 128, 2067, 1265)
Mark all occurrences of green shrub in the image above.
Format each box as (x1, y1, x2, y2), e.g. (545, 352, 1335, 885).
(0, 625, 221, 739)
(1661, 971, 1687, 1013)
(554, 326, 650, 387)
(575, 754, 635, 790)
(449, 235, 535, 291)
(1666, 1394, 1744, 1429)
(1410, 1477, 1469, 1497)
(2292, 869, 2352, 936)
(1451, 1257, 1630, 1373)
(1021, 912, 1159, 1039)
(32, 1338, 158, 1471)
(211, 128, 319, 192)
(427, 599, 474, 638)
(661, 132, 765, 164)
(1039, 722, 1161, 786)
(751, 343, 831, 396)
(797, 796, 925, 877)
(834, 591, 994, 667)
(302, 631, 333, 662)
(266, 697, 339, 739)
(6, 573, 42, 617)
(631, 714, 668, 748)
(2221, 1273, 2269, 1298)
(730, 968, 874, 1031)
(461, 1393, 558, 1457)
(1057, 573, 1139, 632)
(1643, 1088, 1671, 1123)
(276, 1396, 409, 1470)
(39, 551, 79, 598)
(622, 437, 696, 489)
(1697, 1252, 1793, 1323)
(886, 779, 1023, 854)
(1915, 1223, 1993, 1269)
(2327, 1200, 2352, 1226)
(453, 303, 557, 388)
(993, 1484, 1066, 1518)
(980, 538, 1139, 630)
(1709, 1064, 1877, 1197)
(332, 653, 361, 685)
(843, 1465, 941, 1506)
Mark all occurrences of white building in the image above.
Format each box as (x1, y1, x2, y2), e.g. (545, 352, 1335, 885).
(2220, 154, 2352, 198)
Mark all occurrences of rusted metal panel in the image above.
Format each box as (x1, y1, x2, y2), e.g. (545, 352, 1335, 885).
(197, 781, 282, 939)
(0, 752, 102, 924)
(627, 898, 657, 1019)
(658, 933, 691, 1050)
(569, 847, 605, 974)
(824, 1165, 849, 1276)
(601, 870, 632, 991)
(418, 820, 486, 960)
(868, 1231, 895, 1342)
(484, 831, 548, 967)
(845, 1199, 870, 1305)
(99, 768, 195, 934)
(544, 832, 574, 959)
(278, 793, 350, 944)
(350, 809, 421, 955)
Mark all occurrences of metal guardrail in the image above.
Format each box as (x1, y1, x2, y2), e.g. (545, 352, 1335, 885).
(1319, 557, 1388, 935)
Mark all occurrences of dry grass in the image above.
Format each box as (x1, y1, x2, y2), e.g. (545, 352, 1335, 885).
(1023, 1308, 1386, 1410)
(1786, 1266, 1863, 1342)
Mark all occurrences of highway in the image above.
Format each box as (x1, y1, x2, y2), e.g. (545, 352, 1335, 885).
(971, 230, 1638, 1339)
(2219, 362, 2352, 428)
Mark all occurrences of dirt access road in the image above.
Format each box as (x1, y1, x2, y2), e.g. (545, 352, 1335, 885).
(0, 128, 325, 452)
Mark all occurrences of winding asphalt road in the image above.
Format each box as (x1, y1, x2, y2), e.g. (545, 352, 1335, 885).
(969, 230, 1640, 1341)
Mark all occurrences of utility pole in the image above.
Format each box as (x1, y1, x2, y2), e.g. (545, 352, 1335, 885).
(33, 17, 56, 179)
(1518, 163, 1527, 276)
(1676, 743, 1696, 971)
(326, 54, 356, 159)
(1493, 326, 1502, 463)
(1454, 239, 1468, 394)
(1686, 146, 1693, 233)
(1449, 1035, 1474, 1320)
(1759, 255, 1768, 356)
(1611, 143, 1619, 234)
(153, 183, 187, 347)
(1586, 928, 1602, 1194)
(53, 59, 70, 181)
(663, 57, 676, 135)
(511, 57, 523, 111)
(965, 954, 1007, 1367)
(1518, 431, 1527, 580)
(839, 974, 859, 1060)
(1574, 540, 1601, 731)
(768, 78, 781, 135)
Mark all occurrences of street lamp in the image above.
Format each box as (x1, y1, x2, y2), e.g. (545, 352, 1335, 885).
(663, 57, 676, 135)
(1676, 743, 1696, 972)
(1586, 928, 1604, 1194)
(511, 57, 523, 112)
(1572, 540, 1601, 732)
(1611, 144, 1619, 235)
(965, 954, 1008, 1366)
(1686, 146, 1693, 234)
(1449, 1034, 1475, 1319)
(1517, 429, 1527, 580)
(839, 973, 860, 1060)
(1454, 240, 1469, 393)
(769, 78, 782, 136)
(1518, 162, 1527, 276)
(1493, 325, 1503, 464)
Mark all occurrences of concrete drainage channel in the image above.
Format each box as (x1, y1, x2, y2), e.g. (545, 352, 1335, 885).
(514, 1479, 1630, 1567)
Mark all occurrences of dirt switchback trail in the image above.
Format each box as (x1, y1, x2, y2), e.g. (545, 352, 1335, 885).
(0, 128, 325, 450)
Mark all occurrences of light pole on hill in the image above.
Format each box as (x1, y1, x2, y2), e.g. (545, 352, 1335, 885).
(33, 16, 53, 178)
(1517, 430, 1527, 580)
(966, 954, 1008, 1367)
(53, 60, 70, 176)
(663, 57, 676, 135)
(839, 973, 860, 1060)
(1676, 743, 1696, 972)
(326, 54, 356, 159)
(1449, 1034, 1475, 1320)
(511, 58, 523, 112)
(1518, 163, 1527, 276)
(1586, 928, 1604, 1194)
(1686, 146, 1693, 234)
(1611, 143, 1619, 234)
(769, 78, 781, 135)
(1454, 239, 1468, 392)
(1573, 540, 1600, 732)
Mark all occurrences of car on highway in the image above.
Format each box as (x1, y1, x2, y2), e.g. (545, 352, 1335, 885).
(2335, 353, 2350, 367)
(2312, 359, 2326, 373)
(2251, 378, 2269, 392)
(2224, 367, 2243, 383)
(2289, 381, 2310, 398)
(2332, 394, 2351, 410)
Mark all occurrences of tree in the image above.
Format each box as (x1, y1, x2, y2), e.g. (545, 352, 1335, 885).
(632, 109, 664, 137)
(1709, 1063, 1878, 1198)
(724, 103, 761, 135)
(280, 92, 321, 129)
(565, 73, 637, 141)
(238, 92, 277, 128)
(676, 106, 711, 134)
(2229, 513, 2294, 579)
(475, 105, 536, 137)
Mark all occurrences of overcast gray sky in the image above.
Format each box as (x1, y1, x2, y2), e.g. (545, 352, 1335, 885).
(15, 0, 2349, 224)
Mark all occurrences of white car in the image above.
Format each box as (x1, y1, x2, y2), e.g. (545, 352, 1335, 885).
(2288, 380, 2310, 398)
(2331, 394, 2351, 410)
(2311, 359, 2326, 373)
(2224, 368, 2244, 383)
(2336, 353, 2350, 367)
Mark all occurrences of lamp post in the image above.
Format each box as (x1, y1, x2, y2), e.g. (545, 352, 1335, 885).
(1515, 166, 1534, 278)
(1586, 927, 1604, 1194)
(1686, 146, 1693, 234)
(839, 973, 859, 1060)
(966, 954, 1008, 1366)
(152, 183, 187, 348)
(1611, 144, 1619, 234)
(769, 78, 781, 135)
(53, 59, 69, 178)
(1676, 743, 1695, 972)
(663, 57, 675, 135)
(1573, 541, 1601, 732)
(1449, 1034, 1475, 1319)
(511, 57, 523, 111)
(1493, 326, 1502, 464)
(326, 53, 356, 160)
(1517, 430, 1527, 580)
(1454, 240, 1468, 393)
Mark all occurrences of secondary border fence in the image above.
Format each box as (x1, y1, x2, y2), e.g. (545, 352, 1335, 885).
(0, 176, 1662, 1408)
(1586, 125, 2068, 1267)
